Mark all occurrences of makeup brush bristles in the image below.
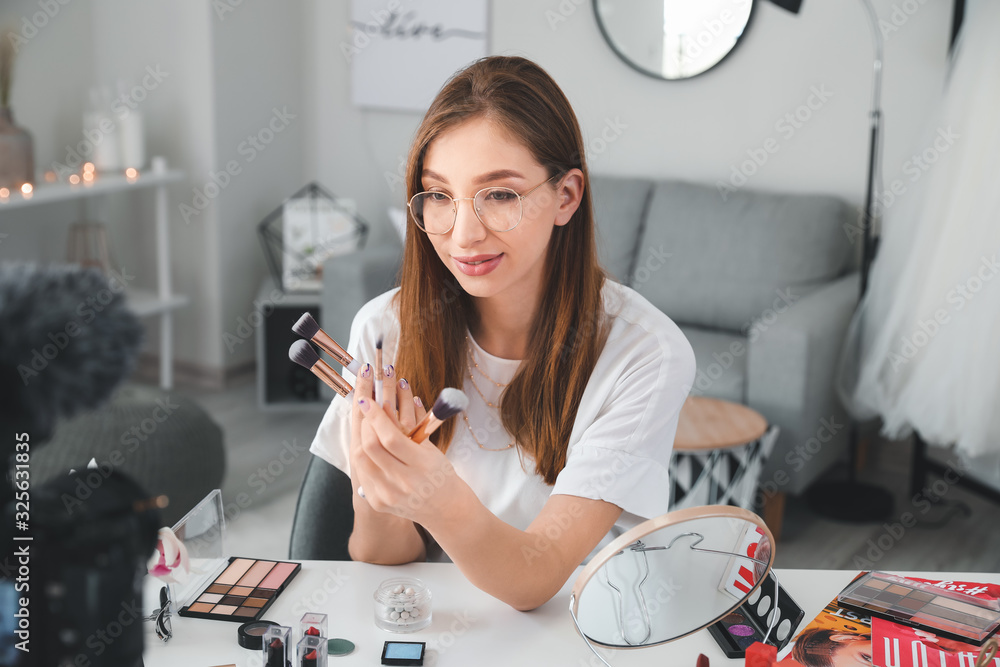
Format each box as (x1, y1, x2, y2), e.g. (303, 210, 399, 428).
(288, 339, 320, 368)
(291, 312, 320, 339)
(431, 388, 469, 420)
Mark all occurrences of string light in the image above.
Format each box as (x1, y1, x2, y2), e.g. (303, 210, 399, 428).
(69, 174, 81, 185)
(125, 167, 138, 182)
(20, 183, 33, 197)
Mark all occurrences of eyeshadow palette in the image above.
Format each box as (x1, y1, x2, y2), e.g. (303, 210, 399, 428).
(708, 571, 804, 658)
(838, 571, 1000, 645)
(178, 557, 301, 623)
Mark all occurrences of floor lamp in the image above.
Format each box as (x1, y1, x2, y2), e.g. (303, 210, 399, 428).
(770, 0, 896, 521)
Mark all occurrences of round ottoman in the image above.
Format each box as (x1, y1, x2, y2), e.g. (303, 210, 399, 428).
(33, 384, 226, 526)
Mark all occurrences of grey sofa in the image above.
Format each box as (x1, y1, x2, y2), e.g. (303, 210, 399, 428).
(316, 176, 859, 502)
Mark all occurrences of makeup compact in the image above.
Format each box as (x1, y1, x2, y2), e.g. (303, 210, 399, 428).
(238, 620, 280, 650)
(381, 641, 426, 666)
(838, 571, 1000, 645)
(166, 491, 302, 625)
(707, 572, 804, 658)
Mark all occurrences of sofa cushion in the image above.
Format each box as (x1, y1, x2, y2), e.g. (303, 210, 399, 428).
(680, 325, 746, 404)
(589, 175, 653, 283)
(634, 180, 853, 332)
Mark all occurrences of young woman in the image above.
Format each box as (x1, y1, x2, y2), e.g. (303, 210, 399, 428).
(309, 56, 695, 610)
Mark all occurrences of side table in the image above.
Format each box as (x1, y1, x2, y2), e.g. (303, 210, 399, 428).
(670, 396, 783, 537)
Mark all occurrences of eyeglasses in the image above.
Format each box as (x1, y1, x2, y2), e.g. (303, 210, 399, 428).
(407, 173, 562, 235)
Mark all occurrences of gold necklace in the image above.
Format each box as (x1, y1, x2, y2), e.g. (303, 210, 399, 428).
(465, 336, 509, 388)
(464, 336, 515, 451)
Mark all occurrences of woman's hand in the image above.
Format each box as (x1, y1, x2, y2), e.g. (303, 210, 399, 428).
(346, 362, 428, 564)
(354, 393, 474, 524)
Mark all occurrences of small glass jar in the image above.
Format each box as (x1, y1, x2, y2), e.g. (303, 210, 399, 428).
(373, 577, 432, 633)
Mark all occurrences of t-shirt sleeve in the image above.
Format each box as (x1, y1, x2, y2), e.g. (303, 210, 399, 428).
(308, 289, 399, 475)
(550, 322, 696, 521)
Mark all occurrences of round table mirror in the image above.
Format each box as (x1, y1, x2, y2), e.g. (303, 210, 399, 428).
(570, 505, 773, 656)
(593, 0, 755, 80)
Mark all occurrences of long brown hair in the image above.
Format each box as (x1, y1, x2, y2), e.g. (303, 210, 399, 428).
(394, 56, 609, 484)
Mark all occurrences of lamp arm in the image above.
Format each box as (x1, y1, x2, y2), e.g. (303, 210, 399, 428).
(857, 0, 885, 298)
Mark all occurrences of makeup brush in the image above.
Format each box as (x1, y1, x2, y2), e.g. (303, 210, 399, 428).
(374, 335, 383, 407)
(288, 340, 353, 398)
(407, 388, 469, 442)
(291, 312, 363, 376)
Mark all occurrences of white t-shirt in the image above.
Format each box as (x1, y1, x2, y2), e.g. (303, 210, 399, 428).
(308, 279, 696, 561)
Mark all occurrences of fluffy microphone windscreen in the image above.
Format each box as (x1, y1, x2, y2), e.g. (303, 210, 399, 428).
(0, 263, 144, 447)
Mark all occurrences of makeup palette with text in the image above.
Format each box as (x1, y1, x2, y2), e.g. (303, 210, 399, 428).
(838, 571, 1000, 645)
(178, 557, 301, 623)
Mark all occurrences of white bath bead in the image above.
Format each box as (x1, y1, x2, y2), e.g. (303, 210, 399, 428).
(409, 608, 420, 618)
(395, 606, 404, 612)
(393, 585, 405, 594)
(403, 603, 414, 611)
(400, 611, 410, 620)
(404, 587, 415, 596)
(390, 611, 400, 620)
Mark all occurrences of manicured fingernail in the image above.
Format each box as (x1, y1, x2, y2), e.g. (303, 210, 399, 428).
(398, 378, 409, 390)
(358, 398, 371, 413)
(413, 396, 423, 408)
(384, 364, 394, 378)
(361, 364, 372, 379)
(358, 486, 366, 499)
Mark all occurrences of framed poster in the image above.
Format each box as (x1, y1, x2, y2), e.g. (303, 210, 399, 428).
(348, 0, 489, 113)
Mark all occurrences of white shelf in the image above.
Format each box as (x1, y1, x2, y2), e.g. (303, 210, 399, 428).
(0, 162, 187, 389)
(0, 168, 185, 210)
(127, 289, 189, 318)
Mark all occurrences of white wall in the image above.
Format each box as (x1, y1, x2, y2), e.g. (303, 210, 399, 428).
(1, 0, 954, 380)
(306, 0, 952, 243)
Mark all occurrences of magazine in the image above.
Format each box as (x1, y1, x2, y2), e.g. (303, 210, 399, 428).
(779, 573, 873, 666)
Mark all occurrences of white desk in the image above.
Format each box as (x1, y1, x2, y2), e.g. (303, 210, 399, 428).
(142, 564, 1000, 666)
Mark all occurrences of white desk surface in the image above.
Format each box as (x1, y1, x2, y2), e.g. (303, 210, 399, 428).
(142, 564, 1000, 666)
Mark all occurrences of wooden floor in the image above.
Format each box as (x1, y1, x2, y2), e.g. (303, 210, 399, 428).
(181, 378, 1000, 571)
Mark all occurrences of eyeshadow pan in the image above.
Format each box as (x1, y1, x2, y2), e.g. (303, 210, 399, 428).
(215, 558, 255, 586)
(252, 588, 276, 599)
(934, 596, 998, 621)
(910, 591, 935, 602)
(197, 593, 224, 604)
(876, 592, 903, 603)
(233, 607, 259, 618)
(207, 584, 231, 595)
(866, 578, 890, 590)
(211, 604, 238, 615)
(187, 602, 215, 613)
(230, 586, 254, 596)
(854, 586, 880, 598)
(236, 560, 276, 588)
(220, 595, 244, 606)
(899, 597, 926, 611)
(258, 562, 297, 590)
(887, 585, 911, 595)
(244, 597, 268, 608)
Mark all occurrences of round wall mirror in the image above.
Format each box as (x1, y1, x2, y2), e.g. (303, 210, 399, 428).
(593, 0, 755, 80)
(570, 505, 773, 653)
